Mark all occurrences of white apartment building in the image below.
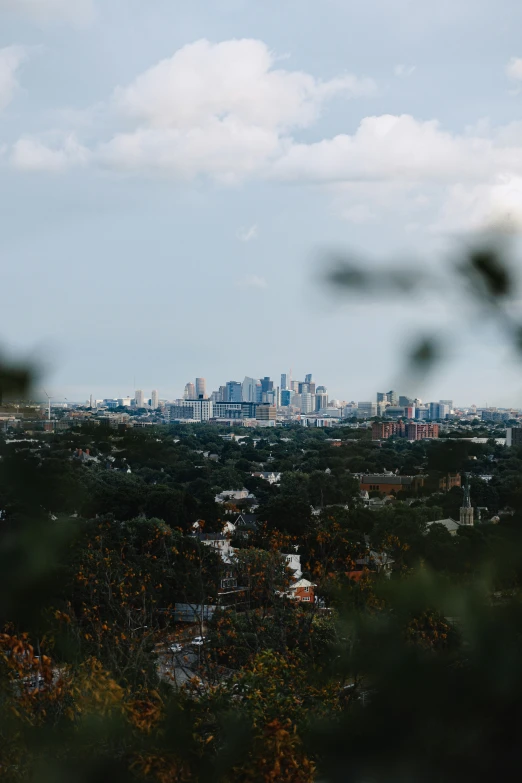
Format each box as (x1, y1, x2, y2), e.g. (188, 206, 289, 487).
(170, 399, 214, 421)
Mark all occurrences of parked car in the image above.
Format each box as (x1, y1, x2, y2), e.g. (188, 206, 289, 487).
(191, 636, 207, 647)
(169, 643, 183, 654)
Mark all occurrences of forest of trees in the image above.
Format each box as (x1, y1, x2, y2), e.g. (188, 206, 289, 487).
(2, 416, 522, 780)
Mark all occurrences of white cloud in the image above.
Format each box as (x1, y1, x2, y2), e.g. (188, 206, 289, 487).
(506, 57, 522, 81)
(114, 39, 375, 132)
(9, 37, 522, 237)
(0, 0, 94, 25)
(237, 275, 268, 289)
(237, 224, 259, 242)
(11, 135, 90, 171)
(272, 114, 504, 184)
(97, 38, 375, 179)
(0, 46, 26, 112)
(97, 122, 282, 182)
(394, 64, 416, 78)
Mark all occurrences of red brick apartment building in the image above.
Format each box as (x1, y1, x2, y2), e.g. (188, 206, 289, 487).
(360, 474, 426, 494)
(372, 421, 439, 441)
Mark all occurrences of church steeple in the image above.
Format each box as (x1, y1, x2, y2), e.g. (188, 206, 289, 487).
(459, 474, 474, 526)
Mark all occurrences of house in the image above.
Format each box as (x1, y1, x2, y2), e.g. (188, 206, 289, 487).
(288, 579, 315, 603)
(283, 553, 302, 580)
(232, 514, 259, 534)
(251, 471, 282, 485)
(368, 496, 396, 510)
(215, 489, 255, 504)
(234, 513, 259, 527)
(192, 531, 235, 559)
(425, 518, 461, 536)
(356, 550, 395, 576)
(72, 448, 98, 463)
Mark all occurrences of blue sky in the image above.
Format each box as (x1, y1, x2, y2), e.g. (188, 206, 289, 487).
(2, 0, 522, 405)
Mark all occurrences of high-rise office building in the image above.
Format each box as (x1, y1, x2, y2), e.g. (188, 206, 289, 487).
(195, 378, 206, 399)
(292, 393, 302, 410)
(226, 381, 242, 402)
(281, 389, 293, 406)
(315, 391, 328, 411)
(242, 377, 259, 403)
(399, 395, 414, 407)
(151, 390, 159, 410)
(301, 393, 315, 414)
(262, 390, 277, 405)
(261, 376, 274, 393)
(357, 401, 378, 418)
(184, 382, 195, 400)
(135, 390, 144, 408)
(429, 402, 449, 420)
(440, 399, 453, 411)
(218, 386, 227, 402)
(281, 373, 289, 390)
(387, 390, 398, 406)
(377, 392, 388, 403)
(305, 373, 313, 384)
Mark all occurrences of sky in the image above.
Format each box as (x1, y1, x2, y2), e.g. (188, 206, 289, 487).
(2, 0, 522, 405)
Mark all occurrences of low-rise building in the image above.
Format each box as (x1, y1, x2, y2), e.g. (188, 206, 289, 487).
(251, 471, 281, 484)
(360, 473, 425, 494)
(215, 489, 255, 504)
(372, 421, 439, 441)
(256, 404, 277, 422)
(288, 579, 315, 603)
(283, 553, 302, 580)
(506, 427, 522, 447)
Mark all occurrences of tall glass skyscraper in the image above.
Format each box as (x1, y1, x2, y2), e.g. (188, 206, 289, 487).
(226, 381, 242, 402)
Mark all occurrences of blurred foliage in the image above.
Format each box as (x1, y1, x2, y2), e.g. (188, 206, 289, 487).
(327, 237, 522, 383)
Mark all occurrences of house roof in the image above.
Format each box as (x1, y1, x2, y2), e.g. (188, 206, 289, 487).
(234, 513, 259, 527)
(348, 571, 366, 582)
(193, 532, 227, 541)
(426, 518, 460, 533)
(289, 578, 316, 590)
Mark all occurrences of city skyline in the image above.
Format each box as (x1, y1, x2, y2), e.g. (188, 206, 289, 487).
(36, 371, 521, 412)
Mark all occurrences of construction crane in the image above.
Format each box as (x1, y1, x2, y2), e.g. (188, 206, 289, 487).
(43, 389, 51, 422)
